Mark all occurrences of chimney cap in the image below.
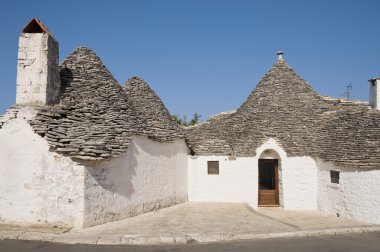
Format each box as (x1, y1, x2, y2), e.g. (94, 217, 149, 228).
(368, 77, 380, 83)
(22, 18, 52, 36)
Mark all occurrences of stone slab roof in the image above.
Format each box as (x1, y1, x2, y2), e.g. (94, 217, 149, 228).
(123, 76, 183, 141)
(185, 59, 380, 169)
(29, 47, 183, 160)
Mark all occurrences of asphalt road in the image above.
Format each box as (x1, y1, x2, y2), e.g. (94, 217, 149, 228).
(1, 232, 380, 252)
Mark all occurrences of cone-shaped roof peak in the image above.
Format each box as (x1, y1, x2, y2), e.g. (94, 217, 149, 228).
(124, 76, 181, 134)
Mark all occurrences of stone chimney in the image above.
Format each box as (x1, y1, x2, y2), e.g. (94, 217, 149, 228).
(16, 18, 60, 105)
(368, 77, 380, 110)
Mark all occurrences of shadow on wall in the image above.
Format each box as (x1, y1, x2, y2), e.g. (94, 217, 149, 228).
(84, 144, 138, 200)
(83, 137, 186, 199)
(81, 137, 188, 227)
(79, 146, 138, 227)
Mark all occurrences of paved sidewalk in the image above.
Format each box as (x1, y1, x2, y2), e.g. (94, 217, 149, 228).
(1, 202, 379, 245)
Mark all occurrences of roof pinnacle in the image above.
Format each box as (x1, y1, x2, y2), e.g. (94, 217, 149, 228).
(277, 51, 284, 62)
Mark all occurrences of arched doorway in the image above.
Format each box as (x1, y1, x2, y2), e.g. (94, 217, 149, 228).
(258, 150, 280, 206)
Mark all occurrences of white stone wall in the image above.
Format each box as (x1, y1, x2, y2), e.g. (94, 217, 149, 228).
(188, 138, 318, 210)
(281, 156, 317, 210)
(0, 108, 84, 228)
(188, 155, 258, 206)
(16, 33, 60, 105)
(317, 159, 380, 224)
(82, 136, 189, 227)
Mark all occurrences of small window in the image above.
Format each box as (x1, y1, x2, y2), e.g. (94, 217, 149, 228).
(207, 161, 219, 175)
(330, 170, 340, 184)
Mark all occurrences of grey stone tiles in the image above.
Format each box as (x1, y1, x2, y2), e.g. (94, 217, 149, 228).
(29, 47, 183, 160)
(25, 48, 380, 168)
(185, 59, 380, 169)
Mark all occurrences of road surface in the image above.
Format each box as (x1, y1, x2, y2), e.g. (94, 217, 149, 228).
(1, 232, 379, 252)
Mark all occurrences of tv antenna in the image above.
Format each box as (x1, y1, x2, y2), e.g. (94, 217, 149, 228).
(341, 83, 353, 100)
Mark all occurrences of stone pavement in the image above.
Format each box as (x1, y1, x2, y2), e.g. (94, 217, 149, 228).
(1, 202, 379, 245)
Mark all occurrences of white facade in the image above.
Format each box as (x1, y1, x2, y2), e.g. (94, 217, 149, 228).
(0, 107, 85, 228)
(188, 138, 318, 210)
(188, 139, 380, 225)
(0, 109, 189, 228)
(188, 155, 258, 206)
(1, 111, 380, 227)
(317, 159, 380, 224)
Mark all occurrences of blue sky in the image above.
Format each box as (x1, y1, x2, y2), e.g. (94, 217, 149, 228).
(1, 0, 379, 120)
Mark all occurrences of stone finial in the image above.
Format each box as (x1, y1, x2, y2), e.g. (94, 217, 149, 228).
(368, 77, 380, 110)
(277, 51, 284, 61)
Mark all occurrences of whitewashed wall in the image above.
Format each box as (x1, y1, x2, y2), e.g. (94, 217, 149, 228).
(188, 138, 317, 210)
(317, 159, 380, 224)
(188, 155, 258, 206)
(83, 136, 189, 227)
(0, 109, 189, 228)
(282, 156, 317, 210)
(0, 108, 85, 228)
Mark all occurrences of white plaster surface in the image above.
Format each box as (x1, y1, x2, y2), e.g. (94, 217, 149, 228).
(188, 138, 318, 210)
(0, 109, 84, 228)
(188, 155, 258, 206)
(281, 156, 317, 210)
(82, 136, 189, 227)
(317, 159, 380, 224)
(16, 33, 60, 105)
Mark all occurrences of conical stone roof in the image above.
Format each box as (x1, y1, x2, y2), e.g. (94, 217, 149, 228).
(30, 47, 183, 160)
(185, 57, 380, 169)
(123, 76, 183, 141)
(228, 59, 332, 156)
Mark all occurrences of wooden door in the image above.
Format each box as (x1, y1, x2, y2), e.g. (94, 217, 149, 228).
(258, 159, 279, 206)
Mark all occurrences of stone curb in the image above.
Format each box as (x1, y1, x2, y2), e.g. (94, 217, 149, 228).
(0, 226, 379, 245)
